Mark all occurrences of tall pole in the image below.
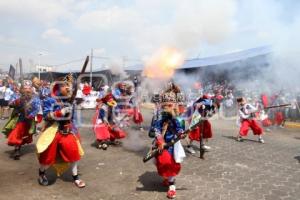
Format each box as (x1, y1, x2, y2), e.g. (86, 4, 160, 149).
(15, 62, 19, 79)
(19, 58, 23, 82)
(90, 48, 93, 86)
(38, 53, 41, 80)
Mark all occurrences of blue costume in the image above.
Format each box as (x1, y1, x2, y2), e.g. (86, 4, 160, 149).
(154, 117, 184, 154)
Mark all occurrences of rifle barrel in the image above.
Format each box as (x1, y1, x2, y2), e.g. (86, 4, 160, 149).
(265, 104, 291, 109)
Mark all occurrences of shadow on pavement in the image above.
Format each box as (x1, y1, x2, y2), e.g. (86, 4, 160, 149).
(136, 171, 166, 192)
(222, 135, 260, 143)
(294, 156, 300, 163)
(4, 144, 36, 159)
(43, 165, 80, 185)
(136, 171, 188, 192)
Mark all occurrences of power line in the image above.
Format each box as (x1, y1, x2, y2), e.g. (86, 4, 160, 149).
(50, 58, 86, 67)
(93, 56, 111, 60)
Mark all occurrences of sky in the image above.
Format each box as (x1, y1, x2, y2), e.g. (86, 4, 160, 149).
(0, 0, 299, 73)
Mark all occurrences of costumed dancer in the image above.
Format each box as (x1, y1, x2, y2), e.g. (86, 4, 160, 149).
(152, 91, 186, 199)
(259, 93, 272, 130)
(82, 82, 92, 96)
(273, 95, 286, 127)
(236, 97, 264, 143)
(93, 87, 126, 150)
(113, 82, 128, 126)
(2, 80, 41, 160)
(130, 93, 144, 130)
(132, 76, 144, 130)
(149, 82, 184, 138)
(36, 75, 85, 188)
(113, 81, 135, 128)
(186, 94, 215, 154)
(213, 89, 224, 119)
(148, 92, 162, 138)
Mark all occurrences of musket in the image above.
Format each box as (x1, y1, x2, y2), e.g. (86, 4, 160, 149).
(69, 56, 89, 104)
(199, 109, 205, 159)
(143, 118, 203, 163)
(249, 104, 292, 115)
(263, 104, 291, 110)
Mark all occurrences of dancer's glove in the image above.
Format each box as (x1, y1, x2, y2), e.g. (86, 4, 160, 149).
(156, 135, 165, 152)
(61, 106, 72, 115)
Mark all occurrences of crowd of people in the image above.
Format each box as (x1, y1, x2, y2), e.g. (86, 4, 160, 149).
(0, 73, 299, 199)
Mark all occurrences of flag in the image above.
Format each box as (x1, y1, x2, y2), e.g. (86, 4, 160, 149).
(8, 65, 15, 79)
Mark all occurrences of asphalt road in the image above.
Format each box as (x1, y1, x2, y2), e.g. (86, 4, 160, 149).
(0, 109, 299, 200)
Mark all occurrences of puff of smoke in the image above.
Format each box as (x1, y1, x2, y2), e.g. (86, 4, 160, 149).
(122, 129, 147, 152)
(171, 0, 237, 55)
(228, 0, 300, 94)
(108, 58, 129, 79)
(132, 0, 237, 58)
(139, 78, 169, 102)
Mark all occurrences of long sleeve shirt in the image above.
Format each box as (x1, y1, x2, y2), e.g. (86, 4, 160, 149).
(239, 103, 257, 119)
(154, 117, 184, 154)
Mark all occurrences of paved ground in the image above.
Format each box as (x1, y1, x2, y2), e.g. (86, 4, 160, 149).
(0, 109, 299, 200)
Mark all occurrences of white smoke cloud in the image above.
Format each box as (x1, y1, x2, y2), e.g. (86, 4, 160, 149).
(231, 0, 300, 91)
(75, 0, 237, 58)
(108, 58, 129, 79)
(0, 0, 75, 26)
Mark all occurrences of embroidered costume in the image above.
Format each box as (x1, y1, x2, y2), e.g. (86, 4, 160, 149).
(36, 75, 85, 188)
(2, 81, 41, 160)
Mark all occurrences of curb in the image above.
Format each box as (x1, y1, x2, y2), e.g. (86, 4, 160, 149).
(284, 122, 300, 129)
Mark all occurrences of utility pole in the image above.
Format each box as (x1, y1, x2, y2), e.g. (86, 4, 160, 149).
(90, 48, 93, 86)
(38, 52, 42, 80)
(19, 58, 23, 82)
(15, 62, 19, 79)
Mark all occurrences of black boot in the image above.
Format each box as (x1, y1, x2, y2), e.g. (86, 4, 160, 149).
(13, 146, 21, 160)
(38, 169, 49, 186)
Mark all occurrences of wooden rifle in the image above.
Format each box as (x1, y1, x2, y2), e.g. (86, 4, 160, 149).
(247, 104, 291, 115)
(143, 118, 203, 163)
(68, 56, 89, 104)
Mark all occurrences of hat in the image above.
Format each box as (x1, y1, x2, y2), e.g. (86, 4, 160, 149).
(201, 94, 208, 99)
(51, 74, 73, 97)
(176, 92, 185, 103)
(101, 93, 117, 107)
(23, 80, 32, 89)
(32, 76, 41, 88)
(161, 91, 177, 103)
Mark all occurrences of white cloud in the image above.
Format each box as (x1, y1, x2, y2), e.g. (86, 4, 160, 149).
(76, 6, 141, 31)
(0, 0, 78, 26)
(42, 28, 72, 44)
(75, 0, 237, 58)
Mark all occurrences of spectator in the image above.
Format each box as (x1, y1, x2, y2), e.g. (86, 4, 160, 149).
(3, 82, 14, 118)
(82, 82, 92, 96)
(0, 80, 6, 119)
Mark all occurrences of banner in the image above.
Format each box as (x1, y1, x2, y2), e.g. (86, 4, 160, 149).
(8, 65, 15, 79)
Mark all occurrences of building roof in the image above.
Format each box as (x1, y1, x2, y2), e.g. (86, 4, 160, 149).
(125, 46, 272, 71)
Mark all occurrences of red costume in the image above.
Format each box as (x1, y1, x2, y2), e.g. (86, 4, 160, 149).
(238, 103, 263, 136)
(2, 82, 41, 160)
(189, 120, 212, 141)
(36, 76, 85, 188)
(188, 95, 214, 141)
(93, 92, 126, 149)
(82, 84, 92, 96)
